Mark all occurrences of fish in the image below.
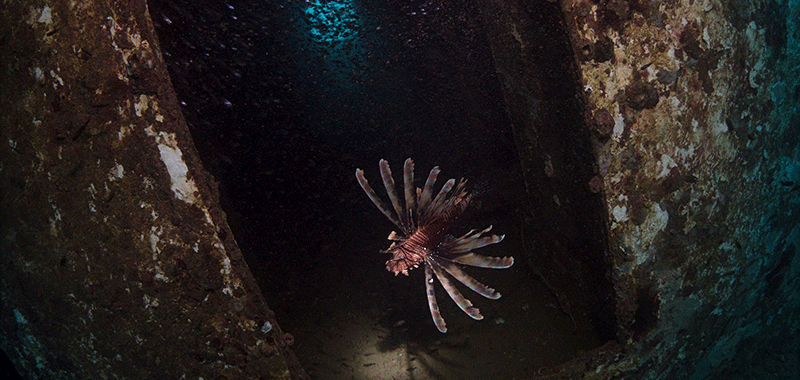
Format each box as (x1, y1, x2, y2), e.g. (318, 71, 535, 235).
(356, 158, 514, 332)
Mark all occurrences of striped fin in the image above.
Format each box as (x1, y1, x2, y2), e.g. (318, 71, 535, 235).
(403, 159, 417, 229)
(452, 225, 492, 242)
(427, 257, 483, 320)
(422, 178, 456, 221)
(443, 230, 506, 254)
(451, 228, 479, 242)
(448, 252, 515, 269)
(434, 256, 501, 299)
(425, 263, 447, 333)
(417, 166, 441, 219)
(379, 159, 409, 232)
(356, 168, 403, 230)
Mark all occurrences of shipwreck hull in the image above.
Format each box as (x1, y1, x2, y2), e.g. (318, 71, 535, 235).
(1, 0, 798, 378)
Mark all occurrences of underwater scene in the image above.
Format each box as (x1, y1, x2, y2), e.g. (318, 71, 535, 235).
(1, 0, 798, 379)
(147, 0, 611, 377)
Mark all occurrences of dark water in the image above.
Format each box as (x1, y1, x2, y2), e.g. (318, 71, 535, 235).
(148, 0, 601, 377)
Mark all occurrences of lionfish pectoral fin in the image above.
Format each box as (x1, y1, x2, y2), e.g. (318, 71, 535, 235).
(417, 166, 441, 216)
(443, 226, 505, 254)
(425, 264, 447, 333)
(449, 252, 515, 269)
(436, 257, 502, 299)
(356, 168, 403, 230)
(447, 235, 505, 254)
(403, 159, 417, 225)
(423, 178, 456, 221)
(427, 257, 483, 321)
(379, 159, 409, 231)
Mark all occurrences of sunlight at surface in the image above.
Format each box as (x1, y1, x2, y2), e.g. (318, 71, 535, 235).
(293, 0, 373, 131)
(303, 0, 359, 44)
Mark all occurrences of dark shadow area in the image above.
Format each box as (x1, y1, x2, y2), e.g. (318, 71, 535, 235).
(146, 0, 615, 377)
(0, 349, 23, 380)
(475, 0, 618, 344)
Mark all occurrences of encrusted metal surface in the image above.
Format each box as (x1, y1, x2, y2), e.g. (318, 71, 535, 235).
(562, 0, 800, 377)
(0, 0, 302, 378)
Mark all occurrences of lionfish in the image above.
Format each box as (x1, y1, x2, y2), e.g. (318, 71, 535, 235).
(355, 158, 514, 333)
